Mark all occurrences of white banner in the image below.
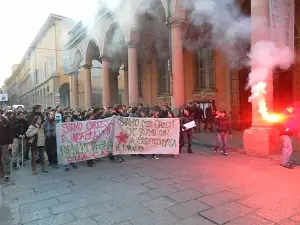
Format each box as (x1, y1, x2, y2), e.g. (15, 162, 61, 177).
(56, 117, 114, 164)
(113, 117, 180, 155)
(269, 0, 295, 52)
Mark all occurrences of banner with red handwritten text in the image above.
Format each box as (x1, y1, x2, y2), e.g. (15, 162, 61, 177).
(113, 117, 180, 155)
(56, 117, 114, 164)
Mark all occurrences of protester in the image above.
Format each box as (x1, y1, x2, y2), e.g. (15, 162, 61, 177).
(12, 111, 29, 168)
(44, 111, 59, 168)
(0, 109, 13, 180)
(204, 102, 216, 132)
(214, 110, 232, 156)
(26, 116, 48, 175)
(63, 115, 78, 171)
(179, 107, 194, 153)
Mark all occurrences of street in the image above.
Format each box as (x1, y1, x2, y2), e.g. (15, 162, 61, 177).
(1, 148, 300, 225)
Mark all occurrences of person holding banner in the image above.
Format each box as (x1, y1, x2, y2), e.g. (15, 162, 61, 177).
(179, 108, 194, 154)
(44, 111, 59, 168)
(26, 116, 48, 175)
(62, 115, 78, 171)
(108, 105, 126, 163)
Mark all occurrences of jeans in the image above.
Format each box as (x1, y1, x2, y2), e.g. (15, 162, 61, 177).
(281, 135, 293, 166)
(31, 146, 46, 171)
(46, 137, 57, 165)
(12, 138, 23, 164)
(0, 145, 11, 176)
(195, 119, 202, 132)
(204, 119, 214, 131)
(180, 131, 192, 151)
(215, 133, 228, 153)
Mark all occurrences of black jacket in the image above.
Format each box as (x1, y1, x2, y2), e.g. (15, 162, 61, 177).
(194, 107, 204, 119)
(180, 115, 194, 132)
(215, 117, 232, 135)
(0, 118, 13, 145)
(12, 118, 29, 138)
(28, 112, 43, 125)
(159, 110, 169, 118)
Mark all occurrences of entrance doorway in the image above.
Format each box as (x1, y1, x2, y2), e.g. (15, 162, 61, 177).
(239, 68, 252, 130)
(274, 70, 293, 112)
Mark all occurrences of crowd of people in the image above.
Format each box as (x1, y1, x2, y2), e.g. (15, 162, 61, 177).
(0, 100, 236, 180)
(1, 98, 296, 182)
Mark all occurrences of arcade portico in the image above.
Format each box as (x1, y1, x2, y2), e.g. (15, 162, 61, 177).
(65, 0, 299, 155)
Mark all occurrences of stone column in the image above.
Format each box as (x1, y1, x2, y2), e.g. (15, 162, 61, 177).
(145, 59, 152, 105)
(243, 0, 280, 156)
(127, 42, 139, 107)
(110, 70, 118, 105)
(102, 57, 111, 107)
(124, 66, 129, 107)
(170, 19, 185, 110)
(70, 75, 79, 108)
(82, 64, 92, 109)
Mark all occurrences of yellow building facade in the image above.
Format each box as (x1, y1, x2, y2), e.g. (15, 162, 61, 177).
(9, 14, 75, 109)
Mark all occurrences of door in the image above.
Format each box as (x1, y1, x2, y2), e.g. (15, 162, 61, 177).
(239, 68, 252, 130)
(274, 70, 293, 112)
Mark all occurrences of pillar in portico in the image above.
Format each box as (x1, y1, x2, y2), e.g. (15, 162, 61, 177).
(82, 64, 92, 109)
(170, 19, 185, 110)
(124, 66, 129, 107)
(110, 70, 118, 105)
(102, 57, 111, 107)
(127, 42, 139, 107)
(70, 75, 79, 108)
(144, 59, 152, 105)
(243, 0, 280, 156)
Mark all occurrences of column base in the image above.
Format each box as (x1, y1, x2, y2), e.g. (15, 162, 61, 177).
(243, 126, 281, 157)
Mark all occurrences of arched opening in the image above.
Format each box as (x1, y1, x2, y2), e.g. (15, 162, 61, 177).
(82, 40, 101, 108)
(103, 23, 126, 106)
(70, 50, 83, 108)
(59, 83, 70, 108)
(130, 0, 169, 105)
(91, 59, 102, 105)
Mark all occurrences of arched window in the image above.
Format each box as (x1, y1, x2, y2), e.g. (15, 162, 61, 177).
(194, 47, 214, 90)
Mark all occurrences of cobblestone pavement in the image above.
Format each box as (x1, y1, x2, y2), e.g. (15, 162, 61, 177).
(1, 149, 300, 225)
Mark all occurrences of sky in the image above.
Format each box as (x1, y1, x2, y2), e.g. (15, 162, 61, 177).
(0, 0, 101, 87)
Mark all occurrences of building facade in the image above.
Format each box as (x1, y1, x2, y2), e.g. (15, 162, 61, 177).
(66, 0, 245, 124)
(8, 14, 76, 109)
(2, 64, 18, 106)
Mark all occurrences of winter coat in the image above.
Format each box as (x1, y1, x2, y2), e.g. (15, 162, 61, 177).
(26, 124, 45, 147)
(215, 117, 232, 135)
(12, 118, 29, 138)
(0, 118, 13, 145)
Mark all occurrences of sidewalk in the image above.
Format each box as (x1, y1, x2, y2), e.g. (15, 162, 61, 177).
(2, 149, 300, 225)
(192, 130, 300, 164)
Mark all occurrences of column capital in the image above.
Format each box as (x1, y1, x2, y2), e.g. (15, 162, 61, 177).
(167, 18, 184, 28)
(81, 64, 92, 69)
(126, 40, 138, 48)
(100, 55, 112, 62)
